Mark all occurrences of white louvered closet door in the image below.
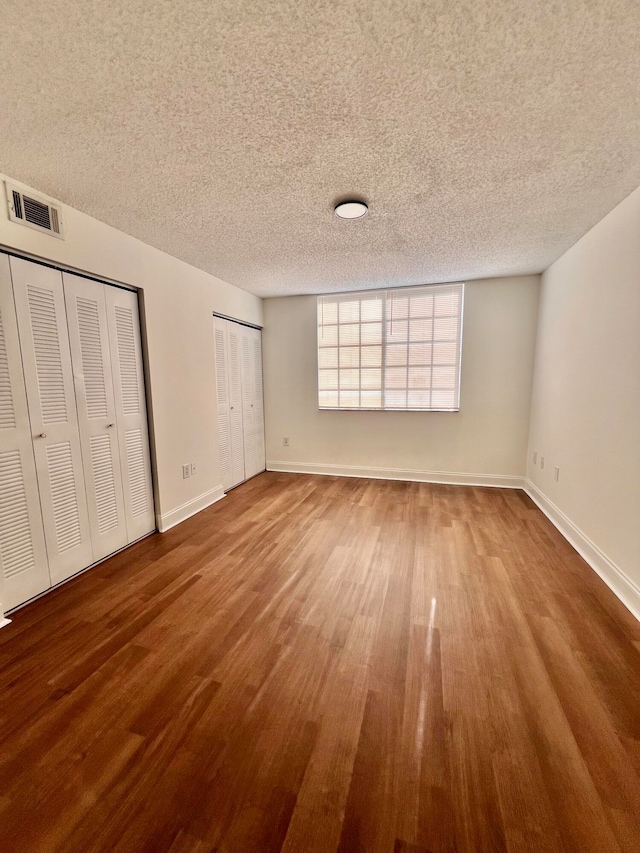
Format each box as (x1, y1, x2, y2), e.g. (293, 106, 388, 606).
(10, 257, 93, 585)
(227, 321, 246, 487)
(214, 318, 233, 490)
(0, 256, 51, 609)
(241, 325, 258, 480)
(252, 327, 266, 474)
(104, 286, 155, 541)
(64, 274, 128, 561)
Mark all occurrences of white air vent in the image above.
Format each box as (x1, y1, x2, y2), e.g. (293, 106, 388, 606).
(5, 182, 64, 239)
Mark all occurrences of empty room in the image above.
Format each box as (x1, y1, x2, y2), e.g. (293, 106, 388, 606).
(0, 1, 639, 851)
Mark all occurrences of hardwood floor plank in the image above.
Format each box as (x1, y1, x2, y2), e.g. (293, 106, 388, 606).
(0, 472, 637, 852)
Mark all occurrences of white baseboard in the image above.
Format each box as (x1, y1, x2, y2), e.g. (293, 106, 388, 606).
(157, 486, 225, 533)
(267, 460, 524, 489)
(524, 480, 640, 623)
(0, 617, 11, 630)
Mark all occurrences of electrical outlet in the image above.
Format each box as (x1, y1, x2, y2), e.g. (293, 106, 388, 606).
(540, 456, 545, 470)
(182, 464, 190, 479)
(283, 437, 289, 446)
(533, 451, 537, 465)
(554, 466, 560, 481)
(191, 463, 197, 475)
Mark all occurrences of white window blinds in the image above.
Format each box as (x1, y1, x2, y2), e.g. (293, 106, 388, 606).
(317, 283, 464, 411)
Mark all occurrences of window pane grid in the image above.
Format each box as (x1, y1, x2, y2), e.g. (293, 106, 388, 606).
(318, 284, 463, 411)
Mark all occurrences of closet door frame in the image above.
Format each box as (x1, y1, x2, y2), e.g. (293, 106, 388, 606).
(213, 315, 265, 491)
(2, 249, 157, 611)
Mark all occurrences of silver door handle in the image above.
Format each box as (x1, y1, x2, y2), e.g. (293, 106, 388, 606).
(37, 433, 47, 439)
(107, 423, 115, 428)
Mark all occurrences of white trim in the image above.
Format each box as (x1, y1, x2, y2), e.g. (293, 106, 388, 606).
(0, 617, 12, 630)
(157, 486, 225, 533)
(267, 461, 524, 489)
(524, 480, 640, 623)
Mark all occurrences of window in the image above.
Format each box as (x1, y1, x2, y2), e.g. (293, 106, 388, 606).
(317, 283, 464, 411)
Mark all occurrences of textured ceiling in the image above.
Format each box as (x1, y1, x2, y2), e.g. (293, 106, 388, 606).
(1, 1, 640, 298)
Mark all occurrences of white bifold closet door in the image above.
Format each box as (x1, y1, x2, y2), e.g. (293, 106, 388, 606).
(227, 321, 247, 488)
(104, 285, 155, 541)
(0, 256, 51, 610)
(214, 316, 265, 491)
(4, 253, 155, 610)
(64, 274, 129, 561)
(214, 317, 245, 490)
(11, 257, 93, 585)
(253, 329, 266, 470)
(214, 319, 233, 490)
(241, 324, 265, 481)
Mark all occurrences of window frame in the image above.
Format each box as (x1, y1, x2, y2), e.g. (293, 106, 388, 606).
(317, 282, 464, 412)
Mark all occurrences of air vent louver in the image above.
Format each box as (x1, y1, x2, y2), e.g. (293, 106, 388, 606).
(5, 182, 64, 239)
(12, 190, 23, 220)
(23, 196, 51, 230)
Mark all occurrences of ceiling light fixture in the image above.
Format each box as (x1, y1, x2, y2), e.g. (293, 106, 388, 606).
(334, 200, 368, 220)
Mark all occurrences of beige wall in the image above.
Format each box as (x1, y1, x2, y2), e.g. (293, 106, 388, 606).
(263, 276, 540, 483)
(527, 185, 640, 600)
(0, 175, 263, 528)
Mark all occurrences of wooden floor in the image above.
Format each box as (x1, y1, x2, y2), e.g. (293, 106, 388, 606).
(1, 473, 639, 853)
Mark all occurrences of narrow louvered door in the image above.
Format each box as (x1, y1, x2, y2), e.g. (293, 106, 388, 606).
(241, 325, 258, 479)
(104, 286, 155, 541)
(10, 257, 93, 585)
(0, 255, 51, 610)
(214, 318, 233, 490)
(227, 322, 246, 487)
(252, 327, 266, 474)
(64, 274, 128, 560)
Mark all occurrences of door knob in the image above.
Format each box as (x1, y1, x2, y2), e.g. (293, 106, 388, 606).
(37, 433, 47, 439)
(107, 423, 115, 428)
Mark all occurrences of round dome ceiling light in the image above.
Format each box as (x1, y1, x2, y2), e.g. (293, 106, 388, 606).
(334, 200, 368, 220)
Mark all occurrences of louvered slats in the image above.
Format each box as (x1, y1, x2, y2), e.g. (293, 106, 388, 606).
(27, 284, 68, 424)
(0, 450, 36, 579)
(46, 441, 82, 553)
(77, 296, 108, 418)
(125, 429, 149, 517)
(115, 306, 140, 415)
(218, 415, 231, 482)
(215, 329, 227, 403)
(0, 309, 16, 430)
(90, 435, 119, 534)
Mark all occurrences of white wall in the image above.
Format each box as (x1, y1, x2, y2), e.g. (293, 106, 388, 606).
(0, 175, 262, 532)
(263, 276, 540, 484)
(527, 185, 640, 615)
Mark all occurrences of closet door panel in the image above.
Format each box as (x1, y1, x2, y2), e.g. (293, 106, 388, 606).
(227, 322, 245, 487)
(241, 327, 258, 480)
(214, 319, 232, 491)
(10, 257, 93, 584)
(0, 255, 51, 609)
(252, 328, 266, 473)
(104, 286, 155, 540)
(64, 274, 128, 560)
